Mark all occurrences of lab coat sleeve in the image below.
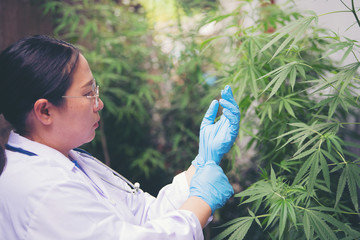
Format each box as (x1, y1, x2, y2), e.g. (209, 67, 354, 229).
(25, 179, 204, 240)
(127, 172, 191, 223)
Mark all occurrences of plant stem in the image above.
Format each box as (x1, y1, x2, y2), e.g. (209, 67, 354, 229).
(318, 10, 350, 17)
(336, 149, 347, 164)
(338, 0, 360, 28)
(339, 0, 351, 11)
(351, 0, 360, 28)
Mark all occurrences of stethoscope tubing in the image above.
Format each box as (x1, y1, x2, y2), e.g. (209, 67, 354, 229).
(83, 153, 141, 195)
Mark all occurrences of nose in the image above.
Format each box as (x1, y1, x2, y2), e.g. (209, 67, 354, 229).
(94, 98, 104, 112)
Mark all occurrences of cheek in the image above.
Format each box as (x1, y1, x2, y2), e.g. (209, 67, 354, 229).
(62, 101, 94, 126)
(70, 102, 93, 116)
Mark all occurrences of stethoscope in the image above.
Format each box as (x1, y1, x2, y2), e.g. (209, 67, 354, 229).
(81, 153, 141, 195)
(5, 144, 141, 195)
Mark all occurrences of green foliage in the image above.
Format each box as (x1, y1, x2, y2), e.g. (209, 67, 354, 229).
(197, 0, 360, 239)
(177, 0, 219, 16)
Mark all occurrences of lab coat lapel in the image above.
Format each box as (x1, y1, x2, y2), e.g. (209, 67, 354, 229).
(73, 156, 111, 200)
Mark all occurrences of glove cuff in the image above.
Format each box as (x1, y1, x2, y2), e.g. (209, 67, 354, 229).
(191, 154, 205, 168)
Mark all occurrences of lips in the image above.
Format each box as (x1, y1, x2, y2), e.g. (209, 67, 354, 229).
(94, 116, 100, 128)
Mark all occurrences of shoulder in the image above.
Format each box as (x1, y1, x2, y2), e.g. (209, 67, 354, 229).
(0, 150, 82, 205)
(0, 151, 92, 235)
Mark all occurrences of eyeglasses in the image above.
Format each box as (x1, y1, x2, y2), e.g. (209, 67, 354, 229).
(62, 80, 100, 108)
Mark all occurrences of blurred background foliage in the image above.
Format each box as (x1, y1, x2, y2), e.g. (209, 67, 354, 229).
(41, 0, 360, 239)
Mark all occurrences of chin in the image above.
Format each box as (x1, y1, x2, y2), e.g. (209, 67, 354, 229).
(87, 131, 97, 142)
(76, 133, 96, 148)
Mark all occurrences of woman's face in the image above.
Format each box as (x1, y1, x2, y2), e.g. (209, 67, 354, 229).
(52, 54, 104, 153)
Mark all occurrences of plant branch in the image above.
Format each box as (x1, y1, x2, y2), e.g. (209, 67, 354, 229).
(336, 149, 347, 164)
(351, 0, 360, 28)
(351, 50, 360, 63)
(339, 0, 351, 11)
(318, 10, 350, 17)
(336, 1, 360, 28)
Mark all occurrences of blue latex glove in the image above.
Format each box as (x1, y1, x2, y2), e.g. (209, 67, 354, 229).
(189, 161, 234, 213)
(192, 85, 240, 168)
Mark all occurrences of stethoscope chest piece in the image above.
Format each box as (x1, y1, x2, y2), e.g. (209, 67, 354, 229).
(132, 182, 140, 194)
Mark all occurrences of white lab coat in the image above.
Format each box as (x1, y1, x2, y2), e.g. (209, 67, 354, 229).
(0, 131, 204, 239)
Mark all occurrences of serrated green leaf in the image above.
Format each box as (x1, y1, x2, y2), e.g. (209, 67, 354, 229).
(228, 219, 254, 240)
(321, 149, 340, 164)
(307, 151, 319, 194)
(293, 152, 315, 185)
(239, 192, 269, 205)
(266, 201, 282, 229)
(308, 210, 337, 240)
(260, 15, 318, 59)
(303, 211, 311, 240)
(289, 66, 297, 90)
(315, 211, 360, 238)
(270, 166, 276, 189)
(296, 64, 307, 79)
(278, 100, 284, 113)
(347, 166, 359, 211)
(267, 104, 273, 121)
(290, 148, 317, 160)
(284, 100, 296, 118)
(335, 166, 348, 207)
(279, 200, 288, 239)
(217, 216, 249, 228)
(286, 200, 297, 227)
(287, 98, 304, 108)
(214, 217, 254, 240)
(213, 220, 244, 240)
(268, 66, 292, 99)
(248, 209, 262, 227)
(329, 135, 343, 155)
(340, 44, 354, 64)
(293, 135, 320, 157)
(319, 151, 330, 189)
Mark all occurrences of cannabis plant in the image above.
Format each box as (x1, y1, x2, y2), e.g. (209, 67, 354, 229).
(199, 1, 360, 239)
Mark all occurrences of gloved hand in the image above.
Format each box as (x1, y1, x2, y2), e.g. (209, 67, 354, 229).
(192, 85, 240, 168)
(189, 161, 234, 213)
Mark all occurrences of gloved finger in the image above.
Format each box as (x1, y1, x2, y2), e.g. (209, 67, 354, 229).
(221, 85, 238, 108)
(222, 108, 240, 126)
(219, 99, 241, 120)
(223, 108, 240, 134)
(200, 100, 219, 129)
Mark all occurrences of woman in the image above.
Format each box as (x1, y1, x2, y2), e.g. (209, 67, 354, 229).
(0, 35, 240, 239)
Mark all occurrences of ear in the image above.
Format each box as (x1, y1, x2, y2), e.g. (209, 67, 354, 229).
(33, 99, 54, 125)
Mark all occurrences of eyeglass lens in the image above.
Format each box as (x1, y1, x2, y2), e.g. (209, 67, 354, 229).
(95, 85, 99, 108)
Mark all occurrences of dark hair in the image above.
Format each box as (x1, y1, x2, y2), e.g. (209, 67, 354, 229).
(0, 35, 80, 175)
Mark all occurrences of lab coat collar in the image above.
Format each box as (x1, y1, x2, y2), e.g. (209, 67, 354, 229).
(7, 131, 75, 171)
(69, 150, 111, 199)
